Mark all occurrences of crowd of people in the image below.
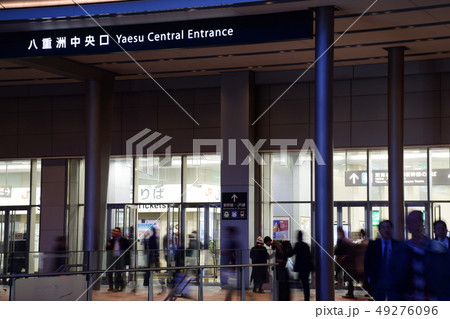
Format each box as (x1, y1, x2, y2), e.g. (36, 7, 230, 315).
(102, 210, 450, 301)
(248, 210, 450, 301)
(334, 210, 450, 301)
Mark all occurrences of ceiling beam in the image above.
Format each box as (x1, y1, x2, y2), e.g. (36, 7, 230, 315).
(9, 56, 115, 82)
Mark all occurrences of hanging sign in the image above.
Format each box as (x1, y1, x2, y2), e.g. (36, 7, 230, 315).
(0, 10, 313, 58)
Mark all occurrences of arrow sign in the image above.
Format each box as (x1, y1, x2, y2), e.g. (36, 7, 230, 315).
(349, 173, 359, 184)
(345, 171, 366, 186)
(0, 185, 12, 198)
(221, 192, 247, 220)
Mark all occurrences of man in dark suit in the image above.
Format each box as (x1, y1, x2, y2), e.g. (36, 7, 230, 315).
(106, 227, 131, 292)
(364, 220, 398, 301)
(287, 231, 313, 301)
(433, 220, 449, 249)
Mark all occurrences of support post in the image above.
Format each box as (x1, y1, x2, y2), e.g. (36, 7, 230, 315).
(84, 76, 114, 280)
(314, 5, 335, 301)
(387, 47, 405, 240)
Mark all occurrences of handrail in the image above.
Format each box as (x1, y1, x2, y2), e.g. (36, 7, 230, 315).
(0, 263, 277, 279)
(1, 263, 278, 301)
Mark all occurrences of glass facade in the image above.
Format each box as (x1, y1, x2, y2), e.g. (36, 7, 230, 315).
(106, 155, 221, 272)
(404, 148, 428, 201)
(184, 155, 221, 203)
(107, 157, 133, 204)
(135, 156, 182, 203)
(0, 160, 32, 206)
(262, 151, 313, 245)
(263, 147, 450, 242)
(369, 149, 388, 201)
(0, 160, 41, 274)
(1, 146, 449, 273)
(334, 150, 367, 201)
(430, 148, 450, 201)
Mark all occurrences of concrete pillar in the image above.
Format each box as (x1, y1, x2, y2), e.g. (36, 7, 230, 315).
(220, 71, 255, 288)
(83, 77, 114, 271)
(40, 159, 68, 272)
(314, 5, 335, 301)
(387, 47, 405, 240)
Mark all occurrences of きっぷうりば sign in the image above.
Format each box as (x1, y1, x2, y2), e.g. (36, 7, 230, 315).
(0, 10, 312, 58)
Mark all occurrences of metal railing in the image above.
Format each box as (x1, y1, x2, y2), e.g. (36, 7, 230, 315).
(0, 262, 278, 301)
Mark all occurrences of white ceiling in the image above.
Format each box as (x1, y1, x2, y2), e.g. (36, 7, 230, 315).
(1, 0, 450, 85)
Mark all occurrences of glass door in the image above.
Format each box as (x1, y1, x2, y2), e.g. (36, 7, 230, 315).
(0, 210, 5, 275)
(405, 203, 429, 237)
(368, 204, 389, 239)
(166, 204, 181, 267)
(184, 205, 201, 267)
(107, 204, 137, 242)
(182, 204, 221, 263)
(431, 203, 450, 238)
(334, 203, 368, 244)
(0, 208, 29, 275)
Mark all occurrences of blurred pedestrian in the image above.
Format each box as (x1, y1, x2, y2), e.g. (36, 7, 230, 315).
(364, 220, 399, 301)
(433, 220, 449, 250)
(250, 236, 269, 293)
(389, 211, 450, 300)
(287, 231, 313, 301)
(334, 227, 356, 299)
(264, 236, 290, 301)
(106, 227, 130, 292)
(221, 226, 240, 301)
(53, 235, 67, 272)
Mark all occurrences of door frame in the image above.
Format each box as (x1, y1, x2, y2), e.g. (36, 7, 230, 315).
(0, 206, 30, 274)
(404, 201, 430, 237)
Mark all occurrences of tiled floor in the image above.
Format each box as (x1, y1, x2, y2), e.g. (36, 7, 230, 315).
(0, 282, 372, 301)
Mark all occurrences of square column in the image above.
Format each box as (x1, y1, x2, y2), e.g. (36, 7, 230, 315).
(220, 71, 256, 288)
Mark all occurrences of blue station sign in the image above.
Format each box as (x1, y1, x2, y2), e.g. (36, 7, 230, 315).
(0, 10, 313, 58)
(222, 192, 247, 220)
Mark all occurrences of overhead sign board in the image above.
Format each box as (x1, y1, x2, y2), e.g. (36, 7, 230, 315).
(221, 192, 247, 220)
(0, 10, 313, 58)
(345, 169, 450, 186)
(345, 171, 367, 186)
(432, 168, 450, 185)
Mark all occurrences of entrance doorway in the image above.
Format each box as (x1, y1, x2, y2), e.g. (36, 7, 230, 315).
(368, 203, 389, 240)
(334, 203, 369, 244)
(0, 207, 30, 275)
(131, 203, 220, 269)
(431, 202, 450, 238)
(405, 202, 429, 237)
(107, 204, 138, 243)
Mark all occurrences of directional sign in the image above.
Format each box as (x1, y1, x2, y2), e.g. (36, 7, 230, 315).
(345, 170, 431, 186)
(345, 171, 367, 186)
(432, 169, 450, 185)
(221, 192, 247, 220)
(0, 185, 12, 198)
